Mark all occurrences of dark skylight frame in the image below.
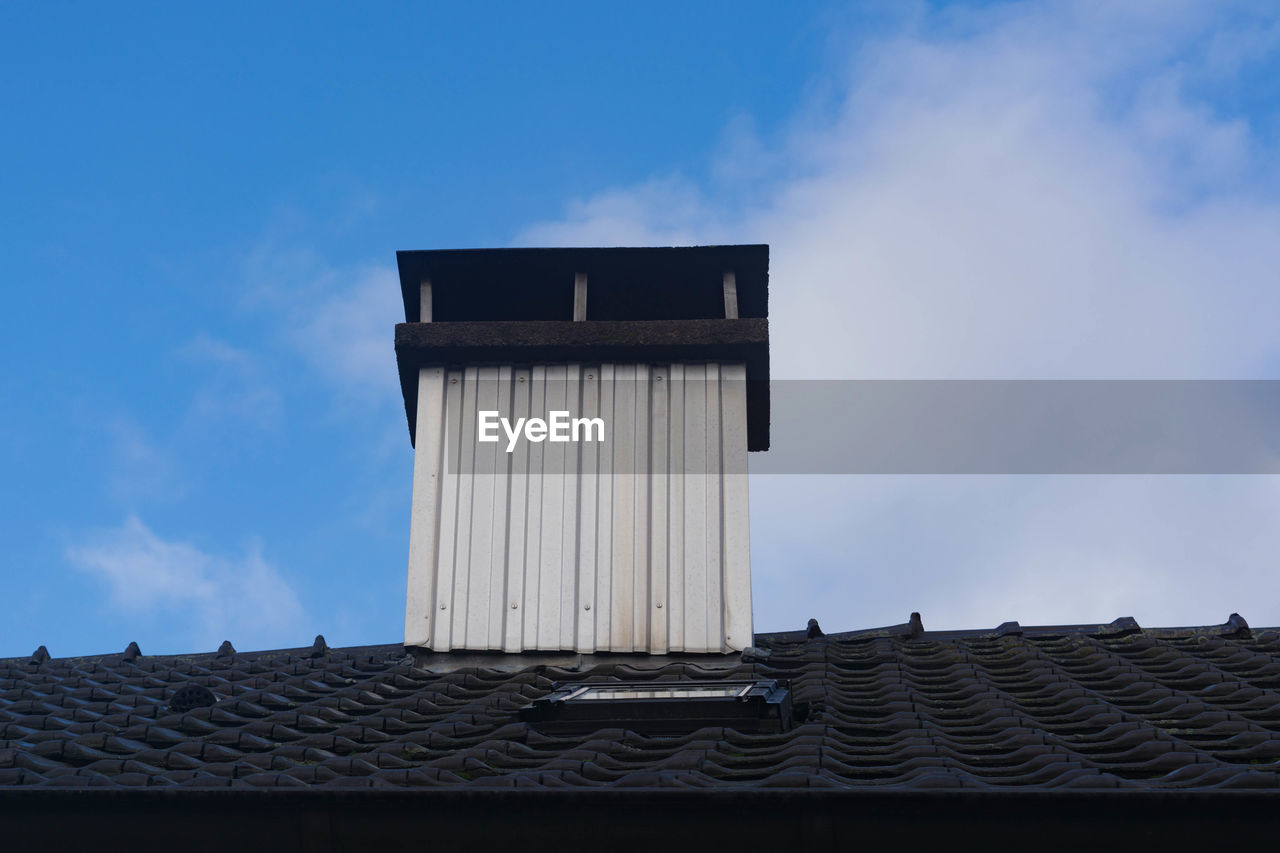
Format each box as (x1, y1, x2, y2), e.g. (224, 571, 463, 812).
(519, 679, 793, 734)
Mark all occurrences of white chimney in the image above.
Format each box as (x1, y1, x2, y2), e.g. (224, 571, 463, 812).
(394, 247, 769, 655)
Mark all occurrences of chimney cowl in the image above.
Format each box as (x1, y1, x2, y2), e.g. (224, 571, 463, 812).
(394, 245, 770, 452)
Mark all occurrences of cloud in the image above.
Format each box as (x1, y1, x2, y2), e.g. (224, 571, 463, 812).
(104, 416, 185, 502)
(238, 230, 401, 399)
(179, 335, 259, 372)
(178, 334, 283, 430)
(66, 516, 306, 652)
(520, 1, 1280, 381)
(521, 177, 726, 247)
(242, 245, 403, 402)
(749, 474, 1280, 633)
(515, 1, 1280, 629)
(290, 264, 403, 396)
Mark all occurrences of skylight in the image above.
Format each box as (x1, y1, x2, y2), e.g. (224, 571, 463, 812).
(520, 679, 793, 734)
(575, 684, 751, 701)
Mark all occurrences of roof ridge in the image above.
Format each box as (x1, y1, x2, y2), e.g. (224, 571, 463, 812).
(754, 612, 1258, 645)
(1, 613, 1264, 664)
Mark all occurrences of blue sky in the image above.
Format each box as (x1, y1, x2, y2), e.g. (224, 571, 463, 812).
(3, 1, 1279, 657)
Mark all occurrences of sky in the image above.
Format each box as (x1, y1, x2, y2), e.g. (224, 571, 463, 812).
(2, 1, 1279, 657)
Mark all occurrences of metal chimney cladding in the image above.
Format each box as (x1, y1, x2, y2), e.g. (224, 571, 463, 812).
(395, 246, 770, 655)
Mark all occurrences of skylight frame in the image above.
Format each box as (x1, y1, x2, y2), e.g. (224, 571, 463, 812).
(519, 679, 793, 734)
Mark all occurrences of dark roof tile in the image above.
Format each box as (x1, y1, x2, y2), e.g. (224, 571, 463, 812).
(5, 622, 1280, 791)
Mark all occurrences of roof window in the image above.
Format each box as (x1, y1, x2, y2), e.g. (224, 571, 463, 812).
(520, 679, 792, 734)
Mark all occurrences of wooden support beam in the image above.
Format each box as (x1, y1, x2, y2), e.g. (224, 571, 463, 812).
(722, 271, 739, 319)
(419, 279, 433, 323)
(573, 272, 588, 321)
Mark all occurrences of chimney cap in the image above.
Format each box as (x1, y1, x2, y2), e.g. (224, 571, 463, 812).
(395, 244, 768, 324)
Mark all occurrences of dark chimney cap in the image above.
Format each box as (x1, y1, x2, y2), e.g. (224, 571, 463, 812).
(396, 245, 768, 324)
(393, 245, 771, 451)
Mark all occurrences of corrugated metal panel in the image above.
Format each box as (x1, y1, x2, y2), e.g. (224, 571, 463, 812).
(404, 362, 752, 654)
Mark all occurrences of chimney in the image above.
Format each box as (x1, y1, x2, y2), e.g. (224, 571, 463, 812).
(395, 246, 769, 655)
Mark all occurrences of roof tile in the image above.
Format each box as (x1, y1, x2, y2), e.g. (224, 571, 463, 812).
(4, 621, 1280, 791)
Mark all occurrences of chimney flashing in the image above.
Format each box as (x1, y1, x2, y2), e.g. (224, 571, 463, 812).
(407, 648, 751, 674)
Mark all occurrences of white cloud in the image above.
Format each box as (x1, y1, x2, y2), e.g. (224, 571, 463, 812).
(749, 474, 1280, 633)
(178, 334, 283, 430)
(520, 1, 1280, 381)
(66, 516, 306, 652)
(179, 335, 258, 372)
(521, 177, 726, 247)
(290, 264, 403, 396)
(242, 245, 403, 402)
(104, 416, 185, 502)
(515, 1, 1280, 629)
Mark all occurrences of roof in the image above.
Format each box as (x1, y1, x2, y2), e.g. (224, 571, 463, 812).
(4, 614, 1280, 794)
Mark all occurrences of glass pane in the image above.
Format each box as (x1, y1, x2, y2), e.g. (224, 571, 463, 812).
(575, 684, 745, 701)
